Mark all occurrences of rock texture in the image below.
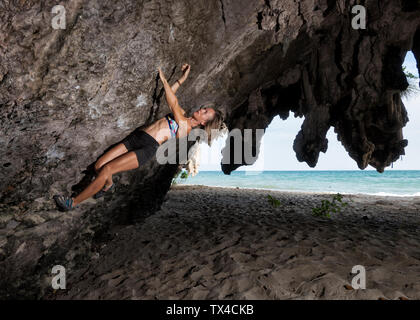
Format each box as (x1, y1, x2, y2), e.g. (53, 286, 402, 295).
(0, 0, 419, 298)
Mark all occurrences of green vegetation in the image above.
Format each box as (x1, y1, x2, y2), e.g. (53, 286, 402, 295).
(267, 194, 282, 207)
(312, 193, 348, 218)
(403, 66, 417, 79)
(402, 66, 419, 99)
(171, 168, 189, 186)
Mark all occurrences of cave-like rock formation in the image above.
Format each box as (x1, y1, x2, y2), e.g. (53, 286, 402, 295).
(0, 0, 419, 298)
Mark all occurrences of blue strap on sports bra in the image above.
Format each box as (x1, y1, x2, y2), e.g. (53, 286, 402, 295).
(165, 113, 179, 138)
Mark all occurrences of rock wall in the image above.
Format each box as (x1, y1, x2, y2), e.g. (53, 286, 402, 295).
(0, 0, 419, 298)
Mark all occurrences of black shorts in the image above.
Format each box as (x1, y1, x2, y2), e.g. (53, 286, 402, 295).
(121, 129, 160, 166)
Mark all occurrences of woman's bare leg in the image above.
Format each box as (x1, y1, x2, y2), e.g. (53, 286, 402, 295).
(94, 143, 128, 173)
(94, 143, 128, 190)
(73, 151, 139, 205)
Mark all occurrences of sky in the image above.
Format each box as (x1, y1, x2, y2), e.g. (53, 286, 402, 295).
(199, 51, 420, 171)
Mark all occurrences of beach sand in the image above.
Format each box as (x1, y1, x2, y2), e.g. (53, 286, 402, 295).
(52, 185, 420, 300)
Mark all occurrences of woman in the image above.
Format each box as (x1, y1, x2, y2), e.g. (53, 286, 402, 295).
(54, 63, 224, 211)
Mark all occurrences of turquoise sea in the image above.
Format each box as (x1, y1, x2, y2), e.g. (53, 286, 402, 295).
(175, 170, 420, 197)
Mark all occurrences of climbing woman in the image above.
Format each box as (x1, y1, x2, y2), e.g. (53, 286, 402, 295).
(54, 63, 225, 211)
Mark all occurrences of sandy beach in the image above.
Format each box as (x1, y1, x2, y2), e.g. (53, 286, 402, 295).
(50, 185, 420, 300)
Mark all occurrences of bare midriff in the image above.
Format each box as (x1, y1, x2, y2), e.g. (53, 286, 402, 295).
(143, 117, 173, 145)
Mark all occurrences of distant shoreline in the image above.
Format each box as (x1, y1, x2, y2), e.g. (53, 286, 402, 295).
(173, 183, 420, 198)
(197, 169, 420, 172)
(173, 170, 420, 197)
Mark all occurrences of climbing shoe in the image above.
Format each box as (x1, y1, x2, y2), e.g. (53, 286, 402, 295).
(53, 195, 74, 211)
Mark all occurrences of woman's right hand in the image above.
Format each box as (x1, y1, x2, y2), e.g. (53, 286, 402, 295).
(180, 63, 190, 81)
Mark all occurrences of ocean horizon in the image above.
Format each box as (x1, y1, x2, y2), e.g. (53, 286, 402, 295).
(175, 170, 420, 197)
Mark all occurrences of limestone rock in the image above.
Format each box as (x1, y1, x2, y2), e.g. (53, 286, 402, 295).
(0, 0, 419, 298)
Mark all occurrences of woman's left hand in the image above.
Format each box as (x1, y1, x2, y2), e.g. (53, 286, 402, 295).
(158, 67, 167, 83)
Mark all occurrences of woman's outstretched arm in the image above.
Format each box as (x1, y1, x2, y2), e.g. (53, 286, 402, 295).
(159, 66, 188, 123)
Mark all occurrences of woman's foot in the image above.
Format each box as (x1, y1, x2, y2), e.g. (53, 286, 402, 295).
(93, 183, 115, 199)
(53, 195, 75, 211)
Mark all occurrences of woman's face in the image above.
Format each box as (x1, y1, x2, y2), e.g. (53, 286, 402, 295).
(193, 107, 215, 125)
